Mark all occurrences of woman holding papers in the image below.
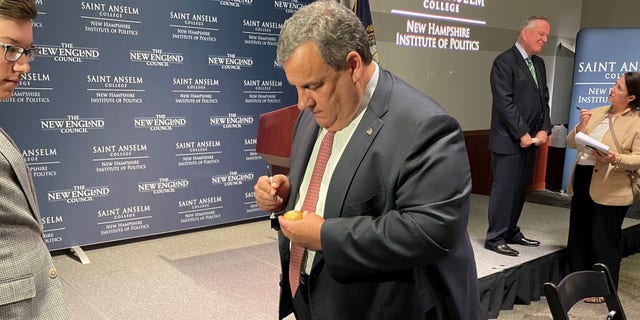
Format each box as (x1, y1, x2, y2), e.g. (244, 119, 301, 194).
(566, 72, 640, 303)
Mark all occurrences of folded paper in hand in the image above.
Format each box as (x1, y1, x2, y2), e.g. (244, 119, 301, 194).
(575, 132, 610, 153)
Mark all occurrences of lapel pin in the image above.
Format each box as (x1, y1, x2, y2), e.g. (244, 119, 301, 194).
(366, 128, 373, 135)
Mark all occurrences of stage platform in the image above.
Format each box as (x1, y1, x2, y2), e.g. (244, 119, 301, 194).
(473, 191, 639, 318)
(51, 192, 640, 320)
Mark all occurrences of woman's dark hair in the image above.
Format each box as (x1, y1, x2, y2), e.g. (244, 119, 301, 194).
(624, 71, 640, 109)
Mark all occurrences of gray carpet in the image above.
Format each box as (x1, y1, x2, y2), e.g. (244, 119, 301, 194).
(526, 190, 571, 208)
(49, 194, 639, 319)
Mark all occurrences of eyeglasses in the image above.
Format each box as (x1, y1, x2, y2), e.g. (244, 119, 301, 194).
(0, 42, 38, 62)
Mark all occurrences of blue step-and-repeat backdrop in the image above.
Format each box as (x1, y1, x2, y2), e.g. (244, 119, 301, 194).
(0, 0, 311, 251)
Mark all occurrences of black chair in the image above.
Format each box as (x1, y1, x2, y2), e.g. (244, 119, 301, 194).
(543, 263, 626, 320)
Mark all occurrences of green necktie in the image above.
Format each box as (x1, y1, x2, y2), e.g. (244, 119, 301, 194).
(525, 57, 538, 86)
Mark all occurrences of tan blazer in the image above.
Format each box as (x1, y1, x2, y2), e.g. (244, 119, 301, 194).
(567, 106, 640, 205)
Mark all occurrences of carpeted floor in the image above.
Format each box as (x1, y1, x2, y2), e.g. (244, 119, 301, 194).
(526, 190, 571, 208)
(497, 253, 640, 319)
(512, 189, 640, 319)
(526, 188, 640, 219)
(49, 193, 639, 319)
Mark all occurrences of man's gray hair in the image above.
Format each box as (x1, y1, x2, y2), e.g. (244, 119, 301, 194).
(276, 0, 372, 70)
(519, 16, 548, 34)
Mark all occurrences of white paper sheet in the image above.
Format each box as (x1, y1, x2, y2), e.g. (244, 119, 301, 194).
(575, 131, 610, 153)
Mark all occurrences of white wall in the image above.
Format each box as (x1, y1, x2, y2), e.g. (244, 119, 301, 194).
(581, 0, 640, 28)
(368, 0, 583, 130)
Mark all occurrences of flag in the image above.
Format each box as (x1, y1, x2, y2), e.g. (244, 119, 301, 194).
(339, 0, 379, 63)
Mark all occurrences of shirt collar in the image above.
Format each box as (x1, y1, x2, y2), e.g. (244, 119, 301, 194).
(515, 42, 529, 60)
(362, 62, 379, 109)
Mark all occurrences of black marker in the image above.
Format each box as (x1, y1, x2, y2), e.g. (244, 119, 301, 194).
(266, 164, 277, 201)
(266, 164, 281, 230)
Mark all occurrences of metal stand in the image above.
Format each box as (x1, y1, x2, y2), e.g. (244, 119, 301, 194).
(69, 246, 91, 264)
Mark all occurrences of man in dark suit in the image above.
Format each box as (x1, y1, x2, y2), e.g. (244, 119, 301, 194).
(253, 1, 479, 319)
(0, 0, 70, 318)
(485, 16, 552, 257)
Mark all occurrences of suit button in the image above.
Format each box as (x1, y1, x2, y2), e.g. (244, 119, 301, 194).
(48, 268, 58, 278)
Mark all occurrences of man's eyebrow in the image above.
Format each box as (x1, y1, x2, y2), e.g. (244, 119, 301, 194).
(1, 36, 32, 47)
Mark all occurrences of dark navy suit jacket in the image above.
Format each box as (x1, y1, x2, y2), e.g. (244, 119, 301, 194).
(489, 45, 551, 154)
(277, 68, 480, 320)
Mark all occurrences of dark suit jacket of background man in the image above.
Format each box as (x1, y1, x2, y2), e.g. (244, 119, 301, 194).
(486, 45, 552, 246)
(277, 68, 480, 320)
(489, 45, 551, 155)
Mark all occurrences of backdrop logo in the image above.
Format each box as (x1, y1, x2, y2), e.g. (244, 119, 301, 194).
(38, 43, 100, 63)
(24, 147, 59, 177)
(87, 74, 144, 89)
(1, 73, 53, 104)
(169, 11, 218, 42)
(211, 171, 254, 186)
(48, 185, 110, 204)
(274, 0, 304, 13)
(214, 0, 254, 8)
(243, 79, 283, 88)
(97, 204, 152, 237)
(93, 143, 148, 157)
(173, 77, 220, 104)
(177, 195, 223, 223)
(41, 115, 105, 134)
(138, 177, 189, 194)
(240, 10, 280, 46)
(169, 11, 218, 25)
(81, 2, 141, 35)
(243, 79, 283, 104)
(208, 53, 253, 70)
(243, 137, 261, 161)
(80, 3, 140, 18)
(242, 19, 283, 33)
(98, 204, 151, 220)
(576, 60, 640, 80)
(92, 144, 149, 173)
(172, 77, 220, 90)
(22, 147, 57, 161)
(178, 196, 223, 209)
(20, 72, 51, 85)
(33, 0, 45, 28)
(176, 140, 221, 152)
(134, 114, 187, 131)
(43, 213, 64, 244)
(243, 138, 257, 146)
(175, 140, 222, 167)
(130, 48, 184, 67)
(87, 74, 145, 104)
(210, 113, 254, 129)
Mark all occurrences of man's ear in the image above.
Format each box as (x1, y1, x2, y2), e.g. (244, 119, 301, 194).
(346, 51, 362, 82)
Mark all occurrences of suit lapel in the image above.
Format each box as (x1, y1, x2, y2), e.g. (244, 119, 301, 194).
(310, 68, 391, 271)
(0, 129, 41, 222)
(512, 47, 540, 92)
(323, 68, 391, 219)
(323, 112, 383, 219)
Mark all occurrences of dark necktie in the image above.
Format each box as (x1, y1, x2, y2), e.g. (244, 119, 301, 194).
(289, 130, 335, 297)
(526, 57, 538, 86)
